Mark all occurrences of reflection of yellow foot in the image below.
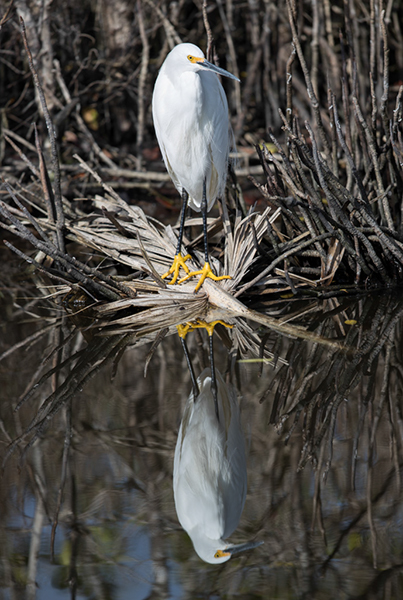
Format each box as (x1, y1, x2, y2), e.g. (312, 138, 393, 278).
(178, 262, 231, 293)
(161, 252, 191, 285)
(177, 319, 233, 339)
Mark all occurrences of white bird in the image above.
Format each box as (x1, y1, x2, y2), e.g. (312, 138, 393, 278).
(152, 43, 239, 292)
(173, 368, 261, 564)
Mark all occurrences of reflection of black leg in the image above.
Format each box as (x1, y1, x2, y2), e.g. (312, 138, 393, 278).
(201, 179, 209, 263)
(176, 189, 189, 255)
(180, 336, 199, 400)
(209, 333, 219, 421)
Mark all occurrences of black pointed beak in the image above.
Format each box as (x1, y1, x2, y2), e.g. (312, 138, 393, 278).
(227, 540, 263, 556)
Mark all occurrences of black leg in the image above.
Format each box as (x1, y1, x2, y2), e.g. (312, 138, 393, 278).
(201, 179, 209, 263)
(176, 188, 189, 255)
(180, 336, 199, 401)
(209, 333, 219, 421)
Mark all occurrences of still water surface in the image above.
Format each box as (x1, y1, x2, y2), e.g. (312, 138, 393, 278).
(1, 282, 403, 599)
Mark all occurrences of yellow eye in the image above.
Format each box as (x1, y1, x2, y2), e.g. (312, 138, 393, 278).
(214, 549, 230, 559)
(187, 55, 193, 61)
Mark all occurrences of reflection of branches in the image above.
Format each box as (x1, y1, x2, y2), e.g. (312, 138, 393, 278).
(26, 445, 47, 600)
(320, 463, 400, 573)
(242, 293, 403, 585)
(268, 295, 403, 473)
(51, 402, 71, 561)
(5, 332, 132, 459)
(2, 287, 403, 595)
(0, 294, 186, 595)
(352, 562, 403, 600)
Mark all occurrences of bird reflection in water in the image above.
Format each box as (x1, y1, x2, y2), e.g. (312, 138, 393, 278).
(173, 368, 262, 564)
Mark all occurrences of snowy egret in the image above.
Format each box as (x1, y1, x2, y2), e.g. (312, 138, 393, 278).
(173, 368, 262, 564)
(152, 43, 239, 292)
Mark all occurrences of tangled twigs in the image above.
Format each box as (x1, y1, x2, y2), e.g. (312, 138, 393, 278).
(19, 16, 65, 253)
(0, 183, 129, 302)
(286, 0, 330, 160)
(0, 0, 13, 30)
(244, 0, 403, 293)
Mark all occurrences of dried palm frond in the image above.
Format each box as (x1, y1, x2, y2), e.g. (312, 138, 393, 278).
(1, 156, 344, 354)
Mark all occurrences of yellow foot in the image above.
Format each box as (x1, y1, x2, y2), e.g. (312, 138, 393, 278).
(161, 252, 191, 285)
(177, 319, 233, 339)
(178, 262, 231, 293)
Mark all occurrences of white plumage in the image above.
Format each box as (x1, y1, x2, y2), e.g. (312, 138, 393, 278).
(173, 368, 260, 564)
(152, 42, 237, 212)
(152, 42, 239, 289)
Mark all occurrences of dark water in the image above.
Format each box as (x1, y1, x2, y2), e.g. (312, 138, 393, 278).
(1, 274, 403, 599)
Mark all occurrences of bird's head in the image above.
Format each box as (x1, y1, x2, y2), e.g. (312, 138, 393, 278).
(190, 535, 231, 564)
(165, 43, 239, 82)
(191, 533, 263, 565)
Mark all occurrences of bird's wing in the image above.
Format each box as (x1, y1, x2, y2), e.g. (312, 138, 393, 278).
(173, 370, 246, 541)
(173, 393, 227, 539)
(199, 73, 231, 209)
(153, 66, 232, 210)
(218, 375, 247, 539)
(152, 73, 184, 195)
(153, 69, 208, 202)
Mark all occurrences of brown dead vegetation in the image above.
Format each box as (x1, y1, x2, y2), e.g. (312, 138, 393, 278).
(1, 0, 403, 304)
